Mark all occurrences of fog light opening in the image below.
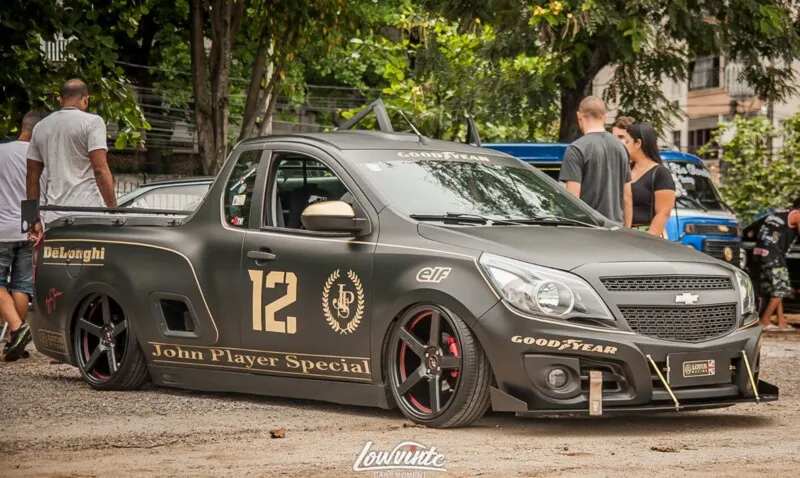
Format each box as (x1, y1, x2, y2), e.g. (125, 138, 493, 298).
(547, 367, 569, 389)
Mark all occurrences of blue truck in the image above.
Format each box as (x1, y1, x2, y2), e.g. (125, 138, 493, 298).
(483, 143, 744, 268)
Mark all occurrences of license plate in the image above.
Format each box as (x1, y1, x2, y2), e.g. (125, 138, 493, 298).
(682, 359, 716, 377)
(666, 351, 730, 388)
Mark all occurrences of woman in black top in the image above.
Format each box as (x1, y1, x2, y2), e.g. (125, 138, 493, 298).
(613, 121, 676, 237)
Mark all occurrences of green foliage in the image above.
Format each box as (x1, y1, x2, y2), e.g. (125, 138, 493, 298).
(0, 0, 151, 147)
(334, 3, 558, 142)
(432, 0, 800, 141)
(701, 115, 800, 222)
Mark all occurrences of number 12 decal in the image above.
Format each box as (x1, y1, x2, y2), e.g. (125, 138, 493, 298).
(249, 270, 297, 334)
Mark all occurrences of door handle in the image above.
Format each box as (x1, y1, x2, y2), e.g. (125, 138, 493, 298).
(247, 250, 276, 262)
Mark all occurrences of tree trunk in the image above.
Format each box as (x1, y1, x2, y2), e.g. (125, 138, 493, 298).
(189, 0, 215, 175)
(189, 0, 246, 174)
(239, 34, 271, 142)
(557, 46, 609, 143)
(258, 92, 280, 136)
(558, 86, 586, 143)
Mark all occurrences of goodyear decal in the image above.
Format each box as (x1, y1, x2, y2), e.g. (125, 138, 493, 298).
(397, 151, 490, 162)
(511, 335, 618, 355)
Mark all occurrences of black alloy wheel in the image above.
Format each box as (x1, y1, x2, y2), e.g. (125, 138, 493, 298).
(72, 293, 149, 390)
(386, 304, 491, 428)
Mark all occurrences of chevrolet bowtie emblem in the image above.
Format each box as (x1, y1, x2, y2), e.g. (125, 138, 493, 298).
(675, 292, 700, 305)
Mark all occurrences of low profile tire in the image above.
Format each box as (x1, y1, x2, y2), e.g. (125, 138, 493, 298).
(72, 293, 149, 391)
(385, 304, 491, 428)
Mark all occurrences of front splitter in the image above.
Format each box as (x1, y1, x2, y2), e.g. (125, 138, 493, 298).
(511, 379, 778, 417)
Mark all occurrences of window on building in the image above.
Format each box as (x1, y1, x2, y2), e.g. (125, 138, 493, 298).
(688, 56, 721, 91)
(688, 128, 718, 159)
(672, 131, 682, 150)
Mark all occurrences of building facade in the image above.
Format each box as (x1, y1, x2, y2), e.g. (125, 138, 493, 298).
(594, 57, 800, 170)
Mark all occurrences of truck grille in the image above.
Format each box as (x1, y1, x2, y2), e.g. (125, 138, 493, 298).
(601, 275, 733, 292)
(619, 304, 737, 342)
(703, 240, 740, 264)
(693, 224, 738, 236)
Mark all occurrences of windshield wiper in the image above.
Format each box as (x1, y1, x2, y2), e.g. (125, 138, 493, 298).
(410, 213, 525, 226)
(677, 195, 708, 212)
(514, 215, 603, 229)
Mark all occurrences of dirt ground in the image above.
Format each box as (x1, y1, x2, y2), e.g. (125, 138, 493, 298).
(2, 332, 800, 478)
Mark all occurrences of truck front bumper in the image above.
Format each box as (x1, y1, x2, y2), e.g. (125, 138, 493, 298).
(474, 302, 779, 417)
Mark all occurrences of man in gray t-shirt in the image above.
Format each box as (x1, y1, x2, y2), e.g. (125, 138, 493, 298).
(558, 96, 632, 226)
(26, 78, 117, 233)
(0, 110, 46, 361)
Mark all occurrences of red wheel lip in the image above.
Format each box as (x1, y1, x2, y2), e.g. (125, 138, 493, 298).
(396, 309, 462, 417)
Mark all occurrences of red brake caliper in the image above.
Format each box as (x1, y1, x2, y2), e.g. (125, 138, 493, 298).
(447, 336, 460, 378)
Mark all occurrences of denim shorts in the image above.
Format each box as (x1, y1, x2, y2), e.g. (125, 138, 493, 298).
(0, 241, 34, 296)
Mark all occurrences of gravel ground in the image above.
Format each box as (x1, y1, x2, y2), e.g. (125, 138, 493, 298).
(2, 333, 800, 477)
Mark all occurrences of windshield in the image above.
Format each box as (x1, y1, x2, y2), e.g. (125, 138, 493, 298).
(355, 156, 601, 225)
(665, 161, 726, 211)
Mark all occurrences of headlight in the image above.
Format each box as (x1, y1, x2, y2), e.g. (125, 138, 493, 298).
(735, 268, 756, 323)
(479, 253, 614, 321)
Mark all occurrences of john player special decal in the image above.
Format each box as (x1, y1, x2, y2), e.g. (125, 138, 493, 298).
(322, 269, 365, 335)
(148, 343, 371, 381)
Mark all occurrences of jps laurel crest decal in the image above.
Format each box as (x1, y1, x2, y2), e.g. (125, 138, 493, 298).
(322, 269, 365, 335)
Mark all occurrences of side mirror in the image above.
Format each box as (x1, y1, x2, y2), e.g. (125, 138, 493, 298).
(301, 200, 367, 233)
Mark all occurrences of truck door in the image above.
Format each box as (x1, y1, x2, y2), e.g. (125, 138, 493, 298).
(238, 147, 377, 384)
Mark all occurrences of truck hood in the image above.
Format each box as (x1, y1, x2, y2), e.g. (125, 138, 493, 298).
(418, 224, 721, 271)
(672, 208, 738, 223)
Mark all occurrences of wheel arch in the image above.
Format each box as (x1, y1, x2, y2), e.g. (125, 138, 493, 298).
(374, 289, 499, 390)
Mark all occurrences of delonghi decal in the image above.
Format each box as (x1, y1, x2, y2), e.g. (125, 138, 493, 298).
(42, 246, 105, 265)
(322, 269, 365, 335)
(416, 267, 452, 283)
(511, 336, 618, 355)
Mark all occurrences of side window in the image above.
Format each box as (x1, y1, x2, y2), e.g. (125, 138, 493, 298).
(224, 149, 262, 228)
(130, 184, 210, 211)
(267, 154, 353, 230)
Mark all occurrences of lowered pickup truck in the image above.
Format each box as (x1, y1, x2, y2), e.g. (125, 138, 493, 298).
(28, 104, 777, 428)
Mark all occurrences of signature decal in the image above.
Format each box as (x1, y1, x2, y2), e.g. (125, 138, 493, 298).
(149, 343, 371, 380)
(511, 335, 618, 355)
(45, 288, 63, 314)
(416, 267, 452, 283)
(322, 269, 365, 335)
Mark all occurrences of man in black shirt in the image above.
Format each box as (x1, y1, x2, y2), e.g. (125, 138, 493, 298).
(755, 197, 800, 330)
(559, 97, 633, 226)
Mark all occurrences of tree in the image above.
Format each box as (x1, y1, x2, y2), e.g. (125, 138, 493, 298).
(0, 0, 151, 147)
(334, 3, 559, 142)
(432, 0, 800, 142)
(702, 115, 800, 222)
(188, 0, 377, 174)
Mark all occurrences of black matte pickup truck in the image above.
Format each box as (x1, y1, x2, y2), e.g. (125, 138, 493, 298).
(28, 103, 777, 428)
